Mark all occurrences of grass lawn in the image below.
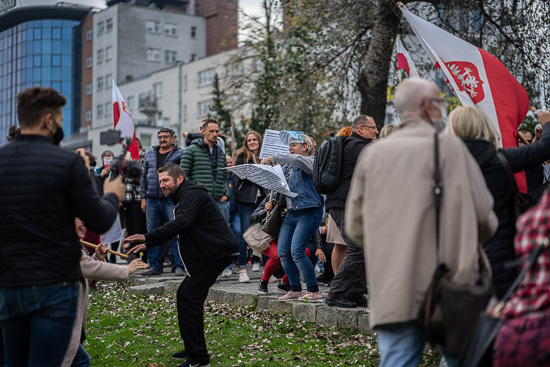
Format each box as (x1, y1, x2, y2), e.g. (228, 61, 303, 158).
(86, 281, 441, 366)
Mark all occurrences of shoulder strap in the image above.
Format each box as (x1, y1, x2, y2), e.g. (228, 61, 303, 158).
(433, 132, 443, 262)
(496, 151, 520, 198)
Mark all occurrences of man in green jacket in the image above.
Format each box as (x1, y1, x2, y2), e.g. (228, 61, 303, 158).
(180, 118, 231, 221)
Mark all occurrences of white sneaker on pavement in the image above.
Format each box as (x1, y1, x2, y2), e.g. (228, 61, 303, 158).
(239, 269, 250, 283)
(252, 263, 260, 272)
(221, 268, 232, 278)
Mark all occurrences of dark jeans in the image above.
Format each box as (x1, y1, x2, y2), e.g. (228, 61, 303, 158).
(71, 344, 91, 367)
(146, 198, 184, 271)
(238, 203, 255, 268)
(327, 208, 367, 300)
(0, 282, 79, 367)
(176, 256, 234, 364)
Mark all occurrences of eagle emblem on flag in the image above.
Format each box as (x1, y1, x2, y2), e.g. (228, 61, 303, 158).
(436, 61, 485, 103)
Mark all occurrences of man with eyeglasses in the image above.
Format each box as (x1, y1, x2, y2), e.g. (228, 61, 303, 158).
(140, 127, 186, 276)
(324, 115, 375, 308)
(345, 78, 497, 366)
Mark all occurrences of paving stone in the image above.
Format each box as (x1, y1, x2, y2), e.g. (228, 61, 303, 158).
(267, 299, 293, 314)
(231, 291, 256, 306)
(316, 305, 339, 327)
(357, 312, 371, 334)
(163, 280, 182, 292)
(257, 295, 278, 310)
(207, 288, 226, 301)
(292, 302, 320, 323)
(337, 308, 358, 329)
(128, 284, 165, 295)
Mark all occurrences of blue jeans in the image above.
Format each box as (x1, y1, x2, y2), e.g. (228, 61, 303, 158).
(277, 207, 323, 292)
(377, 321, 458, 367)
(146, 197, 184, 271)
(71, 344, 91, 367)
(0, 282, 79, 367)
(238, 203, 255, 268)
(217, 200, 230, 223)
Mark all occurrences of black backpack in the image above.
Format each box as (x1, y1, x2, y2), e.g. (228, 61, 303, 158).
(312, 135, 345, 194)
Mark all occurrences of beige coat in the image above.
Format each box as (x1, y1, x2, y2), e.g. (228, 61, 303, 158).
(62, 248, 129, 367)
(346, 118, 498, 328)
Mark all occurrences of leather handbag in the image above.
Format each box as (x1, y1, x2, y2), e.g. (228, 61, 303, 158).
(417, 132, 494, 358)
(496, 152, 534, 219)
(261, 196, 286, 237)
(234, 179, 258, 204)
(243, 222, 272, 253)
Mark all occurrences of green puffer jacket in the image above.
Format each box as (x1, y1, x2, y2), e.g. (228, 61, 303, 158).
(179, 139, 230, 201)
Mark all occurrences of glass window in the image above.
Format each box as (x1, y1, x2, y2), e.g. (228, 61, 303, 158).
(164, 50, 177, 63)
(140, 134, 151, 147)
(52, 54, 61, 66)
(154, 82, 163, 98)
(127, 96, 134, 110)
(106, 46, 112, 60)
(105, 74, 112, 88)
(184, 75, 187, 91)
(86, 109, 92, 122)
(191, 26, 197, 39)
(97, 49, 104, 64)
(86, 82, 92, 95)
(164, 23, 177, 36)
(146, 21, 160, 34)
(97, 21, 104, 36)
(33, 55, 41, 66)
(51, 67, 61, 80)
(146, 48, 160, 62)
(106, 18, 113, 32)
(62, 55, 71, 67)
(197, 100, 212, 116)
(52, 27, 61, 39)
(86, 28, 93, 41)
(97, 104, 103, 117)
(97, 76, 104, 90)
(33, 28, 41, 39)
(62, 28, 71, 40)
(105, 102, 111, 116)
(86, 55, 92, 68)
(197, 68, 215, 87)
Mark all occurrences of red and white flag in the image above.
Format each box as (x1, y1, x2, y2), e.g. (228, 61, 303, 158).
(399, 4, 529, 191)
(112, 80, 139, 160)
(396, 36, 419, 78)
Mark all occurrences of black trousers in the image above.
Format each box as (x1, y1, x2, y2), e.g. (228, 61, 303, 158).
(176, 256, 234, 364)
(327, 208, 367, 300)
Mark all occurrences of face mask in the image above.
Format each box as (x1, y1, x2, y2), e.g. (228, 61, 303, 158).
(431, 104, 448, 132)
(50, 124, 64, 145)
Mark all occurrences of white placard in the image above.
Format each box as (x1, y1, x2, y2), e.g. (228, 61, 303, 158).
(226, 164, 297, 197)
(259, 129, 290, 159)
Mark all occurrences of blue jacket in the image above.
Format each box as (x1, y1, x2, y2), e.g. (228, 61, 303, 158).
(140, 145, 184, 199)
(273, 154, 324, 210)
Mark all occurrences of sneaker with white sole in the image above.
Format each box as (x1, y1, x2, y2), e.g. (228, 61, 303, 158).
(221, 268, 232, 278)
(298, 291, 323, 302)
(238, 269, 250, 283)
(278, 291, 303, 301)
(252, 263, 260, 272)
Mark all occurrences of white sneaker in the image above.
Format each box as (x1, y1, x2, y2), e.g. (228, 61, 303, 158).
(239, 269, 250, 283)
(221, 268, 232, 278)
(252, 263, 260, 272)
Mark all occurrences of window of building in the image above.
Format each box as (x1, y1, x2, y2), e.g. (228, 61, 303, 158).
(140, 134, 151, 147)
(164, 50, 177, 63)
(190, 54, 196, 62)
(52, 27, 62, 40)
(106, 46, 113, 61)
(127, 96, 134, 110)
(52, 54, 61, 66)
(106, 18, 113, 32)
(97, 104, 104, 117)
(97, 76, 104, 91)
(86, 55, 93, 69)
(183, 104, 188, 121)
(86, 82, 92, 95)
(97, 49, 104, 64)
(85, 109, 92, 122)
(146, 20, 160, 34)
(198, 68, 215, 87)
(154, 82, 163, 98)
(105, 74, 112, 88)
(191, 26, 197, 39)
(197, 100, 212, 116)
(183, 75, 188, 91)
(86, 28, 93, 41)
(105, 102, 111, 116)
(97, 21, 104, 36)
(146, 48, 161, 62)
(164, 23, 178, 36)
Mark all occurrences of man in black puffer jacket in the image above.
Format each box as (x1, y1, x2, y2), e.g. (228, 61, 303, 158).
(0, 87, 124, 367)
(324, 115, 375, 308)
(125, 163, 238, 367)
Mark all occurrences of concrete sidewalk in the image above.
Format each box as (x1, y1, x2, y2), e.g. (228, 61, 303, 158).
(128, 265, 371, 334)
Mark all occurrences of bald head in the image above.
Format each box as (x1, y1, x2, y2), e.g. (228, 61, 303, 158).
(394, 79, 441, 118)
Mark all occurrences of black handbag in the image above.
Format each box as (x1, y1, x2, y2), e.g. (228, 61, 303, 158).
(261, 194, 286, 237)
(234, 179, 258, 204)
(496, 152, 534, 219)
(459, 238, 550, 366)
(417, 132, 494, 358)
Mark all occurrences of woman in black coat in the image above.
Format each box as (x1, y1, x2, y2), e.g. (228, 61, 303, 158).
(448, 106, 550, 298)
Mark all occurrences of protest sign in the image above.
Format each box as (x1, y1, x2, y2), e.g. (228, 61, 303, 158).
(259, 129, 290, 159)
(226, 164, 297, 197)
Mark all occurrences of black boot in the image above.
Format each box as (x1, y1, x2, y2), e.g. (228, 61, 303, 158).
(258, 279, 268, 294)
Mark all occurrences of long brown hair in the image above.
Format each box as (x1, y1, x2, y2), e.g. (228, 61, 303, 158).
(235, 130, 263, 164)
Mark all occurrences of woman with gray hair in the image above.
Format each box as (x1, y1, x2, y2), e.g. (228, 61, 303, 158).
(448, 106, 550, 298)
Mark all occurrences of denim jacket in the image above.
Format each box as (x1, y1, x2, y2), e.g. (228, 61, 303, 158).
(273, 154, 324, 211)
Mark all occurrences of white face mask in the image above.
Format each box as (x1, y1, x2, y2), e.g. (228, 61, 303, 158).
(431, 104, 448, 132)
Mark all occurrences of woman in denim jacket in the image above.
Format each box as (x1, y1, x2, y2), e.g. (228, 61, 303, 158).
(261, 133, 324, 302)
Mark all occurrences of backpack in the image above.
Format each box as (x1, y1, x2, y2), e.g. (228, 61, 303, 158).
(312, 135, 345, 194)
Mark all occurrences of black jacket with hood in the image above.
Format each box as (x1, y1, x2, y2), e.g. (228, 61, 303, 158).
(144, 179, 238, 275)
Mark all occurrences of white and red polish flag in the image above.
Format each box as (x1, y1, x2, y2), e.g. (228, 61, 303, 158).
(112, 80, 139, 160)
(396, 36, 419, 78)
(399, 4, 529, 191)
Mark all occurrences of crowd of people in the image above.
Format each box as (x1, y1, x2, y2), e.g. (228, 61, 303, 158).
(2, 80, 550, 367)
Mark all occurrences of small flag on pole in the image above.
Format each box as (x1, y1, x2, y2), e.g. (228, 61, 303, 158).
(396, 36, 419, 78)
(112, 80, 139, 160)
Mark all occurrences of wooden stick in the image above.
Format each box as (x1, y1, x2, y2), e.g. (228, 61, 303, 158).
(80, 239, 128, 259)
